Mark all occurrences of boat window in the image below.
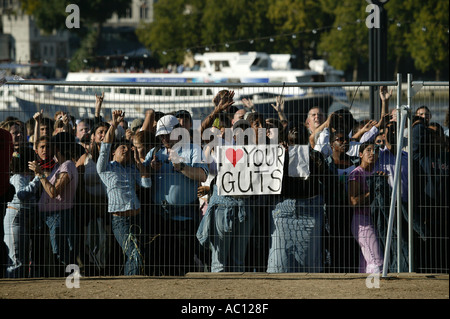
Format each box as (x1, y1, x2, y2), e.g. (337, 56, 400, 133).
(145, 88, 172, 96)
(85, 87, 102, 94)
(296, 76, 312, 82)
(227, 78, 241, 83)
(190, 89, 204, 96)
(54, 87, 66, 93)
(174, 89, 204, 96)
(68, 87, 83, 94)
(175, 89, 188, 96)
(206, 89, 213, 95)
(89, 87, 111, 93)
(212, 60, 230, 71)
(129, 88, 141, 95)
(252, 58, 260, 66)
(251, 58, 268, 68)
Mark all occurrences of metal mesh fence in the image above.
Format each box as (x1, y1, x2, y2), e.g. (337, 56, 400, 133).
(0, 77, 448, 277)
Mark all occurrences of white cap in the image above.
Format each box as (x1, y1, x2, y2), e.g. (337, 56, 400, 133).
(155, 115, 179, 136)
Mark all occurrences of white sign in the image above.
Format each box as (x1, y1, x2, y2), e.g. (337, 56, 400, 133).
(216, 145, 285, 196)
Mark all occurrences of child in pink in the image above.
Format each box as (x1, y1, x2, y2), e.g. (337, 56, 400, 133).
(348, 143, 384, 273)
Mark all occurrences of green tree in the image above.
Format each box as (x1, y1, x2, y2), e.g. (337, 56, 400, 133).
(21, 0, 132, 71)
(136, 0, 276, 66)
(136, 0, 205, 65)
(200, 0, 275, 53)
(384, 0, 415, 78)
(266, 0, 333, 69)
(403, 0, 449, 80)
(317, 1, 368, 81)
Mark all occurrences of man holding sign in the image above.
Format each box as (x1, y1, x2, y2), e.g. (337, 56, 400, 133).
(197, 119, 285, 272)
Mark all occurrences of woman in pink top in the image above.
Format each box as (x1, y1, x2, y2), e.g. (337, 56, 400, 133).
(348, 142, 384, 273)
(29, 132, 79, 270)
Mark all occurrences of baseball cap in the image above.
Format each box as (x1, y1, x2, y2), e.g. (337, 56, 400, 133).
(130, 118, 144, 132)
(155, 115, 179, 136)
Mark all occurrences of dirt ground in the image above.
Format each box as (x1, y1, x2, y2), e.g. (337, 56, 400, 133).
(0, 272, 448, 300)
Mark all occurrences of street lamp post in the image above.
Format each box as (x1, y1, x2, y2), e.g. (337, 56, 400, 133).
(367, 0, 389, 120)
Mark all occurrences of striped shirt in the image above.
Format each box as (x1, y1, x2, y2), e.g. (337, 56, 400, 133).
(97, 142, 151, 213)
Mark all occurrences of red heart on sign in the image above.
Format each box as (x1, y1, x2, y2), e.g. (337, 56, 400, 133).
(226, 148, 244, 167)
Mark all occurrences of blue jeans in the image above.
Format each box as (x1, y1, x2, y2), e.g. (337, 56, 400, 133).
(205, 189, 254, 273)
(42, 209, 75, 266)
(111, 214, 143, 276)
(3, 207, 30, 277)
(267, 196, 324, 273)
(210, 204, 255, 272)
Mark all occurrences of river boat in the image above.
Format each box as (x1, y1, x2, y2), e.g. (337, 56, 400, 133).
(5, 52, 348, 122)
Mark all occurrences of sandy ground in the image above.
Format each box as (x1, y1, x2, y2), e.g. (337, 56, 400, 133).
(0, 272, 448, 300)
(1, 273, 447, 317)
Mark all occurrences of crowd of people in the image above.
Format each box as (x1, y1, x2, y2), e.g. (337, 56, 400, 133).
(0, 86, 448, 278)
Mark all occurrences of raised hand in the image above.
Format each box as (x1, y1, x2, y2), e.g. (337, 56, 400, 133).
(95, 92, 104, 106)
(61, 113, 70, 125)
(241, 98, 255, 112)
(216, 90, 235, 112)
(271, 96, 285, 114)
(112, 110, 125, 128)
(95, 92, 104, 117)
(28, 160, 43, 176)
(379, 86, 393, 102)
(33, 109, 44, 121)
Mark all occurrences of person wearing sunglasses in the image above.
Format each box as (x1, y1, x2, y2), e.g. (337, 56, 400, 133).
(144, 114, 208, 276)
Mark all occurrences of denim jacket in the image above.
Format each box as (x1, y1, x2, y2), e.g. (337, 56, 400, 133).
(196, 184, 252, 247)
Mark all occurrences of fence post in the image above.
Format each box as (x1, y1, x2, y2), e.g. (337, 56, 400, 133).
(396, 73, 402, 273)
(382, 104, 408, 278)
(407, 73, 414, 273)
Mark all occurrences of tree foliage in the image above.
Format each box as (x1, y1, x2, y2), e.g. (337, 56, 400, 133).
(21, 0, 132, 71)
(21, 0, 449, 79)
(316, 1, 369, 80)
(136, 0, 277, 65)
(402, 0, 449, 80)
(21, 0, 131, 32)
(136, 0, 448, 79)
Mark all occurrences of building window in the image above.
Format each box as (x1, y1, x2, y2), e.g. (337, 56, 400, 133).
(140, 1, 148, 19)
(120, 6, 132, 19)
